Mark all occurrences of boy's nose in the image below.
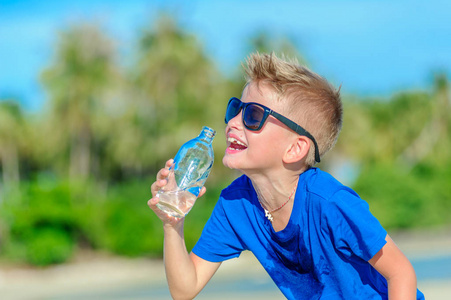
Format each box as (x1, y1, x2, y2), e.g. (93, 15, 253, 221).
(227, 110, 243, 129)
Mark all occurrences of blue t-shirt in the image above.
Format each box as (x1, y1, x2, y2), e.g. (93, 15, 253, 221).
(193, 168, 424, 299)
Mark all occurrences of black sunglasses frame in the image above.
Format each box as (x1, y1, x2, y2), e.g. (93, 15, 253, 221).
(225, 97, 321, 163)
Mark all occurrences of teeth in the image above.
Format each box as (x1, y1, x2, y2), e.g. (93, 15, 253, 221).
(228, 137, 246, 147)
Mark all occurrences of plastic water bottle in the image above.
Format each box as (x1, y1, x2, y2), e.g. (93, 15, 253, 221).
(156, 126, 215, 218)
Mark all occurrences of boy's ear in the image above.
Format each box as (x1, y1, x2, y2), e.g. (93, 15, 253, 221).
(283, 136, 310, 164)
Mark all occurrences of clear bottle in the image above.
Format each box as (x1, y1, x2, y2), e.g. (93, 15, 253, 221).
(156, 126, 215, 218)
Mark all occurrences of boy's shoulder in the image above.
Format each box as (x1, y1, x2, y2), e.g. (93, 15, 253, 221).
(221, 175, 253, 198)
(304, 168, 359, 201)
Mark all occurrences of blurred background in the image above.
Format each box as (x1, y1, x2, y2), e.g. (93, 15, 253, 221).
(1, 0, 450, 299)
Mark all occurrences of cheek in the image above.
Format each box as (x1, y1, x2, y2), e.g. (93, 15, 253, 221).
(254, 131, 292, 158)
(249, 136, 285, 161)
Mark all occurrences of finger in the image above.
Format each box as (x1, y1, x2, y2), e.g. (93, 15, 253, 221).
(148, 197, 159, 207)
(148, 198, 169, 219)
(156, 159, 174, 180)
(165, 159, 174, 168)
(156, 167, 169, 180)
(150, 181, 161, 196)
(198, 186, 207, 198)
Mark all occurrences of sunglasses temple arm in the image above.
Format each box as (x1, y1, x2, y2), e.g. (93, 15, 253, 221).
(310, 137, 321, 163)
(273, 112, 321, 163)
(295, 125, 321, 163)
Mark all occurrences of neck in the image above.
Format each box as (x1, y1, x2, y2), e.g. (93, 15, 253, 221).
(250, 171, 299, 213)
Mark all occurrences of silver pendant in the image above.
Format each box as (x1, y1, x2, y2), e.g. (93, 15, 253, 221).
(264, 209, 274, 222)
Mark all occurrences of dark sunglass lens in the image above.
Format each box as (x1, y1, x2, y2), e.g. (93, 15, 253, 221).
(225, 99, 241, 123)
(243, 104, 265, 130)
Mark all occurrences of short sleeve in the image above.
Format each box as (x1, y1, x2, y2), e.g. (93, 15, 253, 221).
(192, 194, 246, 262)
(322, 189, 387, 261)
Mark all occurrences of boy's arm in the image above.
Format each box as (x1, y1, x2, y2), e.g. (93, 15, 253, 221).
(369, 234, 418, 300)
(162, 221, 221, 300)
(148, 159, 221, 299)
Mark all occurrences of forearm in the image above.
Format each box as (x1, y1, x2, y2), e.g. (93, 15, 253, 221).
(387, 263, 418, 300)
(149, 161, 211, 299)
(370, 235, 418, 300)
(163, 223, 199, 300)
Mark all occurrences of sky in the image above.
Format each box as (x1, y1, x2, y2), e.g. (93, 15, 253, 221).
(1, 0, 451, 111)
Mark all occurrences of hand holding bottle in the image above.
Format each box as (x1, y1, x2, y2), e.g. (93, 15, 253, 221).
(148, 159, 207, 223)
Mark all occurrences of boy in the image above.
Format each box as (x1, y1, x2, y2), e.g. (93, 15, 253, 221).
(148, 52, 424, 299)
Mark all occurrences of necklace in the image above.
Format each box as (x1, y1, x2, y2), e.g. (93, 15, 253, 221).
(258, 184, 297, 222)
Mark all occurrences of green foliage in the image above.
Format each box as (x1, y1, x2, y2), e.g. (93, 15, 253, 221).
(24, 227, 74, 266)
(0, 177, 228, 266)
(339, 79, 451, 230)
(0, 180, 78, 265)
(84, 180, 165, 257)
(354, 160, 451, 229)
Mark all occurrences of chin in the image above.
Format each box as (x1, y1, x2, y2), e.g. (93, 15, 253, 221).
(222, 155, 241, 170)
(222, 156, 234, 169)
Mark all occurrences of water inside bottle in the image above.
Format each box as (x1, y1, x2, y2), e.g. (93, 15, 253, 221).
(156, 190, 197, 218)
(175, 146, 211, 190)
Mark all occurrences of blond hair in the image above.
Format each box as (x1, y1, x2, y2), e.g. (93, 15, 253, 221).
(243, 52, 342, 167)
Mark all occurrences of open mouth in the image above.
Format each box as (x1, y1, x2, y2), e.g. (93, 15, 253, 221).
(227, 137, 247, 151)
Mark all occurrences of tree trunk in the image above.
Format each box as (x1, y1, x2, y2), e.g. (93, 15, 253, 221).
(1, 142, 20, 191)
(69, 127, 91, 181)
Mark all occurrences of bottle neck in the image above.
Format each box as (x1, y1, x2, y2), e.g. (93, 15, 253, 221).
(199, 126, 216, 143)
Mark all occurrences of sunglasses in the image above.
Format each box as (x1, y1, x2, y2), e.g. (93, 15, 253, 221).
(225, 97, 321, 163)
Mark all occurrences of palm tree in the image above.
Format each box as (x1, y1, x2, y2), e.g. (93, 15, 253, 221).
(110, 15, 227, 176)
(41, 23, 118, 181)
(397, 73, 450, 169)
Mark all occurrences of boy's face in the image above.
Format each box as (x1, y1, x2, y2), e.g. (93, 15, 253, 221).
(223, 82, 297, 175)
